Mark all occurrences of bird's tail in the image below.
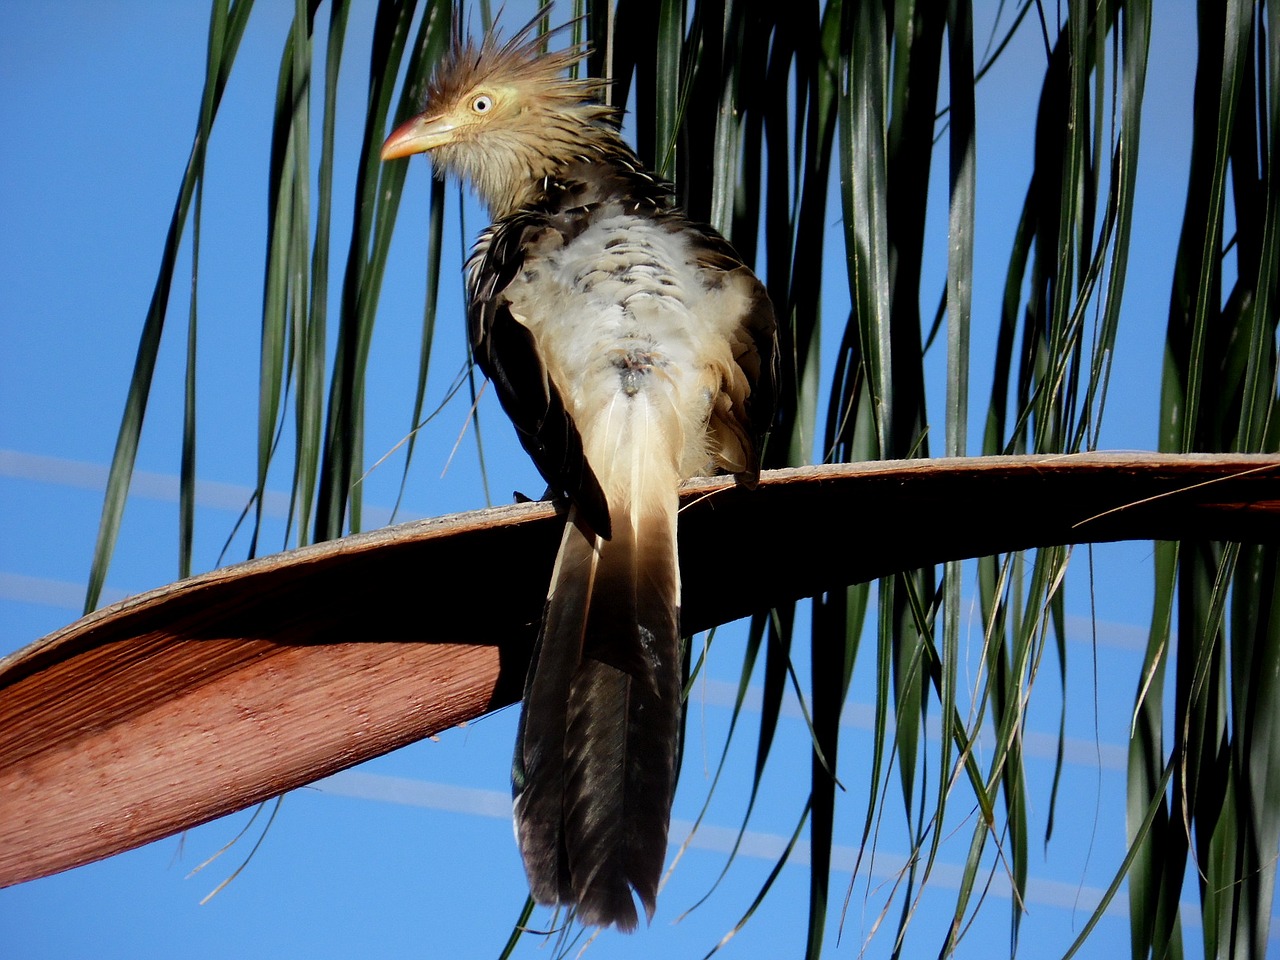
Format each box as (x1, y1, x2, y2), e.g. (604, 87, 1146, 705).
(512, 450, 682, 930)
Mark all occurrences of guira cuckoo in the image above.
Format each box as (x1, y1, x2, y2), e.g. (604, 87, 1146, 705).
(381, 12, 776, 930)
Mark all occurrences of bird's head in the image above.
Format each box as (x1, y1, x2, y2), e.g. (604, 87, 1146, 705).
(381, 11, 624, 219)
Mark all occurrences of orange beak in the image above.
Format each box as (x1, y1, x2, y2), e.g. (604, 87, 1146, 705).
(380, 113, 456, 160)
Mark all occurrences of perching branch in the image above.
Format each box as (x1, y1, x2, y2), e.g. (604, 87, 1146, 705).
(2, 452, 1277, 887)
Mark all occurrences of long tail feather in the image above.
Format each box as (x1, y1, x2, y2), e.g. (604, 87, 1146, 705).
(510, 515, 597, 906)
(513, 426, 682, 929)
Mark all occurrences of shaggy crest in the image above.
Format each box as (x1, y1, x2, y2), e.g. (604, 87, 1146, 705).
(426, 9, 609, 121)
(404, 7, 631, 217)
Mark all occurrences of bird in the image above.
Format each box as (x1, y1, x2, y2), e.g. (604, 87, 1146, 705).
(381, 9, 776, 931)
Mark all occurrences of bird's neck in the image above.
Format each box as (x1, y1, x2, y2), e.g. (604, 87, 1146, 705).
(501, 152, 672, 222)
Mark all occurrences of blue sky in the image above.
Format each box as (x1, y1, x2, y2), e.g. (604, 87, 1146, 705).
(0, 2, 1269, 958)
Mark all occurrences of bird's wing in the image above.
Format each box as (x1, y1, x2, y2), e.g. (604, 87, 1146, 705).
(682, 222, 780, 482)
(467, 214, 613, 537)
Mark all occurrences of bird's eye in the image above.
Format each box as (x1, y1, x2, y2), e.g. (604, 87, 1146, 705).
(472, 95, 493, 114)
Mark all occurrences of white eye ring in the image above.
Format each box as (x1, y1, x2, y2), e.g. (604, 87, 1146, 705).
(472, 94, 493, 114)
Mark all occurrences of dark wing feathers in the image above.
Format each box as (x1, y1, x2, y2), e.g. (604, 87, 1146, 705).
(738, 279, 779, 468)
(468, 217, 612, 538)
(687, 224, 780, 481)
